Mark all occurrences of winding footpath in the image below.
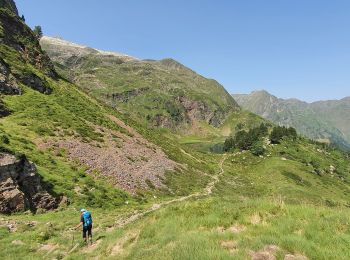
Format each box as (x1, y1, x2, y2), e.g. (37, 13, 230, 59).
(115, 154, 228, 228)
(64, 154, 228, 257)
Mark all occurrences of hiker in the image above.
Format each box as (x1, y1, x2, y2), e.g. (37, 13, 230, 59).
(75, 208, 93, 245)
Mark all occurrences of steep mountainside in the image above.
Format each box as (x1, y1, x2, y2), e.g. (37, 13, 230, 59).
(311, 97, 350, 145)
(0, 0, 213, 209)
(233, 90, 350, 150)
(40, 36, 240, 132)
(0, 3, 56, 96)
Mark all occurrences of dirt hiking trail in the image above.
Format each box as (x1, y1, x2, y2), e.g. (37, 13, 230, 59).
(115, 154, 228, 228)
(63, 154, 228, 258)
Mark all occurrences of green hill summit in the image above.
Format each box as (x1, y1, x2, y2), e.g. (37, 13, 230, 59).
(40, 36, 240, 132)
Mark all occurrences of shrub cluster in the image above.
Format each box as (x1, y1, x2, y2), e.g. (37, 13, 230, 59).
(33, 25, 43, 39)
(224, 123, 268, 153)
(270, 126, 297, 144)
(224, 124, 299, 156)
(165, 101, 184, 123)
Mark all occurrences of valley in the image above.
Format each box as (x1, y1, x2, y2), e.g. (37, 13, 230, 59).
(0, 1, 350, 259)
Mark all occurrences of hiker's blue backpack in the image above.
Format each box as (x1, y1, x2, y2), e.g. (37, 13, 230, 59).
(82, 211, 92, 227)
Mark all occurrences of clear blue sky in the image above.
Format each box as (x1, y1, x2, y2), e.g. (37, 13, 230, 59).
(16, 0, 350, 102)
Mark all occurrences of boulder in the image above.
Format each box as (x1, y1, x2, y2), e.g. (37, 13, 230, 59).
(0, 152, 59, 213)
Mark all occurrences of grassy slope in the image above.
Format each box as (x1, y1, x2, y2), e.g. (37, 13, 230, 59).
(1, 138, 350, 259)
(0, 58, 222, 259)
(0, 7, 220, 258)
(0, 4, 216, 209)
(40, 37, 239, 132)
(0, 47, 214, 201)
(83, 140, 350, 260)
(1, 6, 350, 260)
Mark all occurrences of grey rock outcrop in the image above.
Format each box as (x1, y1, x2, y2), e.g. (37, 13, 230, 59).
(0, 57, 52, 95)
(0, 58, 21, 95)
(0, 152, 59, 213)
(0, 1, 57, 88)
(16, 72, 52, 94)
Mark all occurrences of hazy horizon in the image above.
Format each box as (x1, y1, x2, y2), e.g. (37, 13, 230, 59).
(232, 89, 350, 103)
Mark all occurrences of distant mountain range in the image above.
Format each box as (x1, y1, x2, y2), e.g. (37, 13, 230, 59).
(233, 90, 350, 151)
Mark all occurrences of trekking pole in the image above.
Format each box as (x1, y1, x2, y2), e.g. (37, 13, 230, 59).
(72, 230, 75, 247)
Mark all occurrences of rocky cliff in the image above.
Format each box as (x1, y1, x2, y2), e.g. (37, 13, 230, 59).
(0, 2, 57, 96)
(0, 152, 58, 213)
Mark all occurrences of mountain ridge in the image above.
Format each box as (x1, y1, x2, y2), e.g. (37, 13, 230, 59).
(41, 36, 240, 132)
(236, 90, 350, 104)
(40, 36, 138, 62)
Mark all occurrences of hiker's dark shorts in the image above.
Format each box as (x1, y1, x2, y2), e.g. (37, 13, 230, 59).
(82, 225, 92, 238)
